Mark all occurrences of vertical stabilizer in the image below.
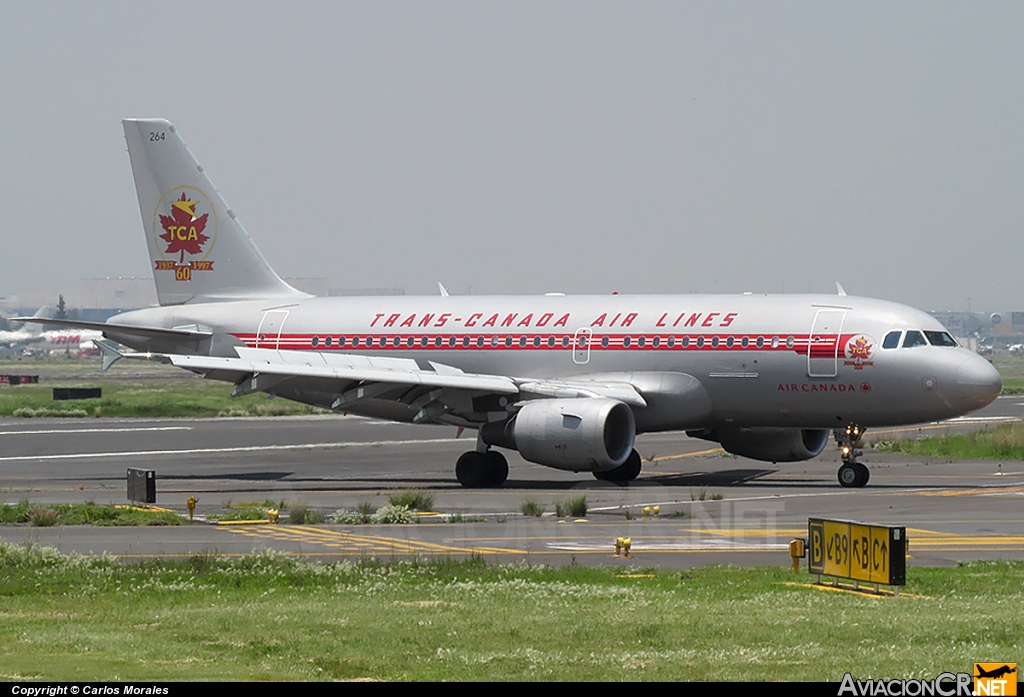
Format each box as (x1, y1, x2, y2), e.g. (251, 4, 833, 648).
(123, 119, 309, 306)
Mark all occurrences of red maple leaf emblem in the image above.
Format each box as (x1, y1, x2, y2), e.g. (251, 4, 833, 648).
(159, 193, 209, 261)
(847, 337, 873, 360)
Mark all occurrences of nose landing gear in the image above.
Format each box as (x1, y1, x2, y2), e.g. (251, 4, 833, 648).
(836, 424, 870, 488)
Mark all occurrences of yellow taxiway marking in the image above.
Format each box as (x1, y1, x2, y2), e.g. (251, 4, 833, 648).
(226, 524, 526, 555)
(223, 523, 1024, 556)
(650, 447, 724, 462)
(915, 485, 1024, 497)
(783, 582, 925, 599)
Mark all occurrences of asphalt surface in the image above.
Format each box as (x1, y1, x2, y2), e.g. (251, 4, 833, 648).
(1, 396, 1023, 569)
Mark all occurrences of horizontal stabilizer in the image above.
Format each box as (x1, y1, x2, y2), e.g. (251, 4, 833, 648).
(14, 317, 212, 356)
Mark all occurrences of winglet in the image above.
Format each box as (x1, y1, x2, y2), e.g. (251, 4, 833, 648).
(438, 282, 449, 297)
(836, 281, 848, 296)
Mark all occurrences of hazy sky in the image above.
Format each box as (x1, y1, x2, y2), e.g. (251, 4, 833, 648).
(1, 2, 1022, 311)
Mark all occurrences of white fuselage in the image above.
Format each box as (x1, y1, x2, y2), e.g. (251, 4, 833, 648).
(109, 292, 1000, 431)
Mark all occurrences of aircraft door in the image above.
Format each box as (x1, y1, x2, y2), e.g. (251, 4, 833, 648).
(807, 309, 846, 378)
(256, 310, 289, 349)
(572, 328, 592, 365)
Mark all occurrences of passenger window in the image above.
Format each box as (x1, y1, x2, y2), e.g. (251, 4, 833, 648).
(902, 330, 927, 348)
(882, 331, 901, 349)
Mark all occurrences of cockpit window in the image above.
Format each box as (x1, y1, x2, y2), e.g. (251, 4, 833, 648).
(924, 331, 958, 347)
(902, 330, 927, 348)
(882, 331, 902, 349)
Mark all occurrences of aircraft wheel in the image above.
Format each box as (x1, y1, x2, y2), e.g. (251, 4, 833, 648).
(593, 449, 642, 483)
(484, 450, 509, 487)
(456, 451, 508, 488)
(854, 462, 870, 487)
(838, 463, 859, 488)
(456, 451, 487, 487)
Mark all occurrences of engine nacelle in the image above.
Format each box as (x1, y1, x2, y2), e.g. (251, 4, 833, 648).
(481, 398, 635, 472)
(692, 427, 830, 463)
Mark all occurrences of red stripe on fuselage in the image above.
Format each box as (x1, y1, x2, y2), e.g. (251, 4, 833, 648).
(230, 332, 849, 355)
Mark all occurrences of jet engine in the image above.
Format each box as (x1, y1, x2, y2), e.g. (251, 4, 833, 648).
(689, 427, 830, 463)
(481, 398, 635, 472)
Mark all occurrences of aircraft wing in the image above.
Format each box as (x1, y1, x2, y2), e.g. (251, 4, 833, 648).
(172, 347, 518, 395)
(167, 347, 646, 422)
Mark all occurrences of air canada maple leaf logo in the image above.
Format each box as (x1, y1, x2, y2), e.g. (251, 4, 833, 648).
(160, 193, 209, 258)
(152, 186, 217, 281)
(843, 334, 875, 370)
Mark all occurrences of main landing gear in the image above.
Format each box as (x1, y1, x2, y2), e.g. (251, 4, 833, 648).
(456, 449, 509, 488)
(593, 449, 643, 483)
(836, 423, 870, 488)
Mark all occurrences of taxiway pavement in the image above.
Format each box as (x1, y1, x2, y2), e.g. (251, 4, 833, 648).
(1, 396, 1022, 569)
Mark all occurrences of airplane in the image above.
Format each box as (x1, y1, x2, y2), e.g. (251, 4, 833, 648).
(0, 307, 102, 353)
(18, 118, 1003, 488)
(975, 665, 1016, 680)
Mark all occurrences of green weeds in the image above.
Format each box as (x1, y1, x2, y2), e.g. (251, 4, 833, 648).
(555, 495, 588, 518)
(0, 502, 181, 526)
(387, 490, 434, 511)
(520, 499, 545, 517)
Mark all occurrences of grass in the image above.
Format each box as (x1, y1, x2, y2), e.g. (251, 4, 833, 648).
(0, 501, 181, 526)
(0, 355, 329, 417)
(0, 544, 1020, 681)
(554, 495, 587, 518)
(387, 490, 435, 512)
(287, 504, 326, 525)
(520, 499, 545, 517)
(873, 422, 1024, 460)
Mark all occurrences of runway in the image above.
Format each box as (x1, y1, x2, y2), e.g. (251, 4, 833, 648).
(1, 396, 1023, 569)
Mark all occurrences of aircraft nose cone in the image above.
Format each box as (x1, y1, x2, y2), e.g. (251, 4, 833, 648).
(956, 354, 1002, 408)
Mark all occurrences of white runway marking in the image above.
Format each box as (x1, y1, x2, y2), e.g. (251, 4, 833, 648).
(0, 426, 193, 436)
(0, 438, 461, 463)
(942, 416, 1019, 423)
